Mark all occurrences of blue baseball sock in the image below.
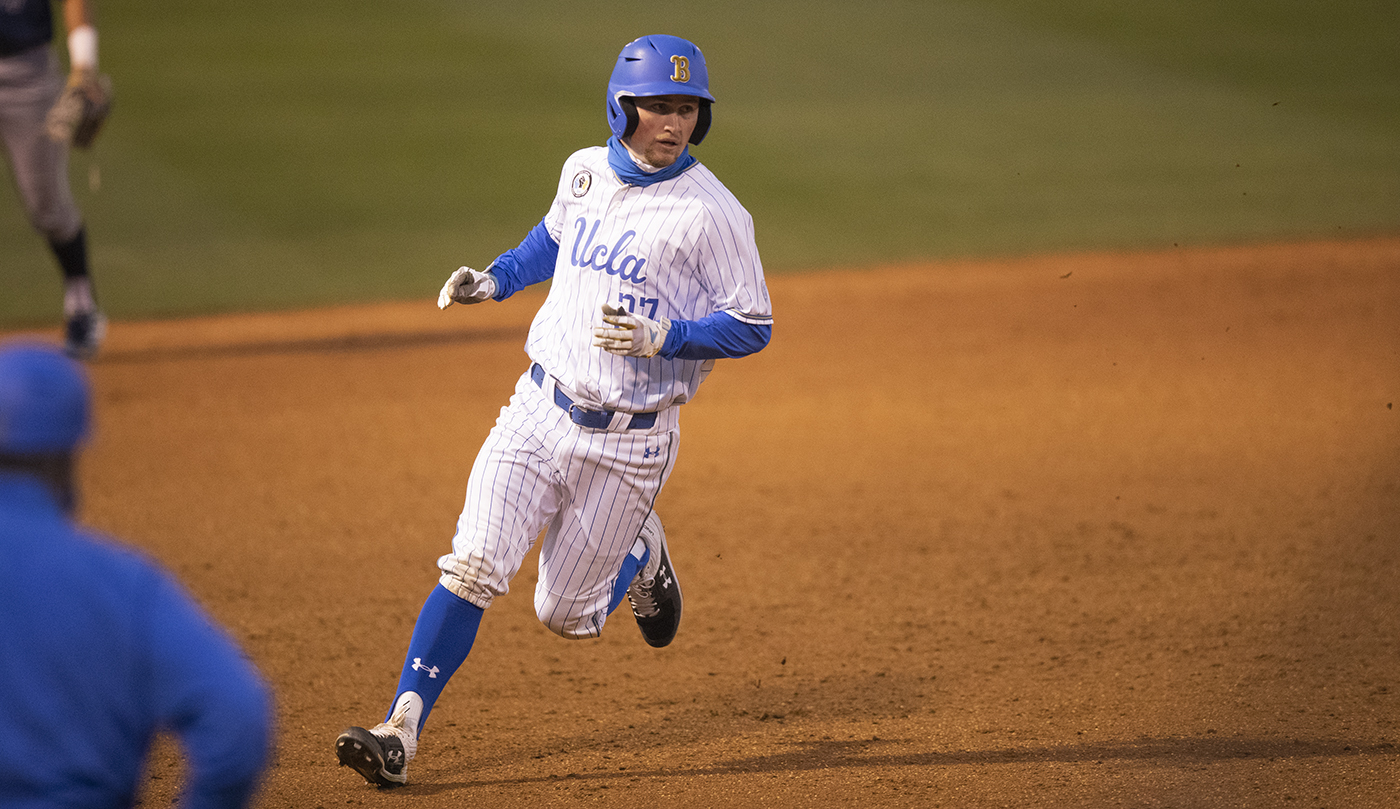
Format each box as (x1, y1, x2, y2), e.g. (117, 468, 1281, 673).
(607, 538, 650, 615)
(389, 584, 484, 730)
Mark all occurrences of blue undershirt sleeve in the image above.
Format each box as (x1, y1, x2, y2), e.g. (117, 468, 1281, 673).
(485, 218, 560, 300)
(659, 311, 772, 360)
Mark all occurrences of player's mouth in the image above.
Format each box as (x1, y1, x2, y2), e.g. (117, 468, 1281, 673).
(644, 136, 685, 167)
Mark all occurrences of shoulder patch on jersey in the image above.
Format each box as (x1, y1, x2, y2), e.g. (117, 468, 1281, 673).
(572, 170, 593, 198)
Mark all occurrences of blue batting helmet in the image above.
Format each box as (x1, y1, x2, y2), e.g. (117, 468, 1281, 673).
(606, 35, 715, 145)
(0, 342, 90, 455)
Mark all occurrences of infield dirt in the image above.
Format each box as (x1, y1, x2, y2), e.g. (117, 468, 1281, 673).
(19, 238, 1398, 807)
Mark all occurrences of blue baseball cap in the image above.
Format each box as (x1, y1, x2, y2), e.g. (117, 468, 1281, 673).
(0, 342, 91, 455)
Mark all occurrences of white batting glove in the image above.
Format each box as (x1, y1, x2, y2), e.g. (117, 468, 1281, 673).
(593, 303, 671, 358)
(437, 266, 498, 309)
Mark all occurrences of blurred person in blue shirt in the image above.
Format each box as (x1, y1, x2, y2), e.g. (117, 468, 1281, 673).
(0, 341, 273, 808)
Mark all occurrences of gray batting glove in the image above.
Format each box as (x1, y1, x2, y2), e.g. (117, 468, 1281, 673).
(437, 266, 498, 309)
(592, 303, 671, 358)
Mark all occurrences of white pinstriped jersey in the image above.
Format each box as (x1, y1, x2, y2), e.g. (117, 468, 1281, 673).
(525, 146, 772, 414)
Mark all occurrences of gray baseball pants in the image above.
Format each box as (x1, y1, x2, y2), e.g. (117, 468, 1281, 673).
(0, 44, 83, 243)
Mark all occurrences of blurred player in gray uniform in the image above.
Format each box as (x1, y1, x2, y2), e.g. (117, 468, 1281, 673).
(335, 34, 772, 787)
(1, 0, 111, 359)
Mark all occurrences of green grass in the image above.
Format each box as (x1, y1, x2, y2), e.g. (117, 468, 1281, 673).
(3, 0, 1397, 326)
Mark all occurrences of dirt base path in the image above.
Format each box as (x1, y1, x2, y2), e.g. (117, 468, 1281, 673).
(17, 238, 1398, 807)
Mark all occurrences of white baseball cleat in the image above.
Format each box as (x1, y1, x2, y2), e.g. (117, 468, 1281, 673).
(335, 691, 421, 786)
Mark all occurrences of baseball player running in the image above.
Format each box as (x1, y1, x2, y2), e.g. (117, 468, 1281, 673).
(1, 0, 113, 359)
(335, 34, 772, 787)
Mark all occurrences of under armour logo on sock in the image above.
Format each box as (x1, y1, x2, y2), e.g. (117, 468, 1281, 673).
(412, 657, 440, 678)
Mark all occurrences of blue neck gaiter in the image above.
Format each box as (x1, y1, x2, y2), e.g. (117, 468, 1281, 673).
(607, 135, 696, 187)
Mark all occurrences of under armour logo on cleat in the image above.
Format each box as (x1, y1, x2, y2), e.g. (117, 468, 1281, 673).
(387, 750, 403, 765)
(412, 658, 440, 678)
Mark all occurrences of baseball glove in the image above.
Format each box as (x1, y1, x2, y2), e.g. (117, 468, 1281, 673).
(46, 70, 114, 149)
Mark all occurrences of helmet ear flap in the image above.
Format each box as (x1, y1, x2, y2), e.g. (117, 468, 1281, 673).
(619, 96, 639, 140)
(689, 101, 712, 145)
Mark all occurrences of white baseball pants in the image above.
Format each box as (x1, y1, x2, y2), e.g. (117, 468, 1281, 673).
(438, 368, 679, 639)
